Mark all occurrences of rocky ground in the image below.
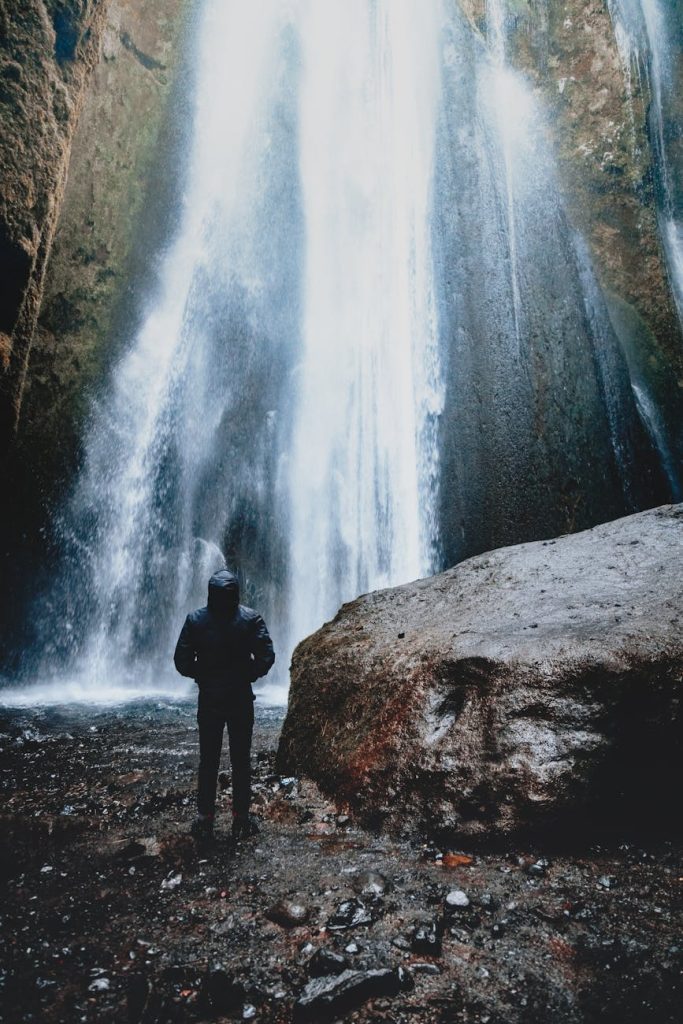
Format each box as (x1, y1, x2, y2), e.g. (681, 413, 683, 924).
(0, 701, 681, 1024)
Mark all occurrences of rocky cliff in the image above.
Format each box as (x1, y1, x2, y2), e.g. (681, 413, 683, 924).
(278, 505, 683, 841)
(0, 0, 108, 446)
(20, 0, 190, 479)
(459, 0, 683, 399)
(0, 0, 190, 663)
(511, 0, 683, 483)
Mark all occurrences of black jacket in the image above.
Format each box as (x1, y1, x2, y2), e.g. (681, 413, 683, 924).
(173, 569, 275, 698)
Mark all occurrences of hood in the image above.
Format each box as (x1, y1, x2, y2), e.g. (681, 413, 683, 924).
(207, 569, 240, 617)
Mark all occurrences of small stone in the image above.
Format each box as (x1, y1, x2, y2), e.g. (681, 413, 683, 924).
(344, 941, 360, 954)
(598, 875, 615, 889)
(327, 898, 372, 930)
(410, 962, 441, 975)
(392, 935, 411, 950)
(242, 1005, 257, 1020)
(88, 978, 111, 993)
(294, 969, 401, 1023)
(265, 899, 310, 928)
(336, 814, 351, 827)
(397, 965, 415, 990)
(527, 858, 550, 877)
(445, 889, 470, 909)
(308, 948, 348, 977)
(353, 871, 388, 897)
(160, 872, 182, 891)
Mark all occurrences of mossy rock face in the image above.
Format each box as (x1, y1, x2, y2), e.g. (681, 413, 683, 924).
(0, 0, 191, 661)
(502, 0, 683, 431)
(0, 0, 108, 445)
(19, 0, 191, 482)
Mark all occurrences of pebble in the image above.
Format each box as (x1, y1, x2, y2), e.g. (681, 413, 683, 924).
(265, 899, 310, 928)
(294, 968, 401, 1022)
(309, 948, 349, 976)
(327, 898, 372, 930)
(160, 872, 182, 891)
(527, 858, 550, 877)
(410, 962, 442, 975)
(445, 889, 470, 908)
(88, 978, 110, 993)
(354, 871, 388, 897)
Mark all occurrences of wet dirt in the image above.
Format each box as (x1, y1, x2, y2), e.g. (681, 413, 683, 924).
(0, 701, 681, 1023)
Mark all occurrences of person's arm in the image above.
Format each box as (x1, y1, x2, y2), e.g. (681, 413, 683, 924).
(174, 616, 197, 678)
(250, 614, 275, 680)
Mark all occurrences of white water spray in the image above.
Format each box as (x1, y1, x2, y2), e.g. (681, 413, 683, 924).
(11, 0, 446, 706)
(287, 0, 444, 648)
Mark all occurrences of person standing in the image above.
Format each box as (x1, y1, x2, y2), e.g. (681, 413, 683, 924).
(174, 569, 275, 840)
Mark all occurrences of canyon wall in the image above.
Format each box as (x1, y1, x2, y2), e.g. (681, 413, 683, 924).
(0, 1, 681, 671)
(0, 0, 190, 662)
(0, 0, 108, 446)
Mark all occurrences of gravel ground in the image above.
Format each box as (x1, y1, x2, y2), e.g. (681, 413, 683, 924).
(0, 700, 681, 1024)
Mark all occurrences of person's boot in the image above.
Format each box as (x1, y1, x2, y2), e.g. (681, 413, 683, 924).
(231, 813, 259, 841)
(190, 813, 214, 840)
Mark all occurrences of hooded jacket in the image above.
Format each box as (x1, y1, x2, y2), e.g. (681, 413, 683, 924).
(173, 569, 275, 698)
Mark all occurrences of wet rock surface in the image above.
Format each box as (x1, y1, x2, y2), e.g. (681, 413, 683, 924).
(0, 0, 110, 445)
(279, 505, 683, 841)
(0, 699, 681, 1023)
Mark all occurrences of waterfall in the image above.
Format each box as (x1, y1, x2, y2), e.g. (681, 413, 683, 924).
(286, 1, 443, 648)
(3, 0, 669, 708)
(7, 0, 445, 706)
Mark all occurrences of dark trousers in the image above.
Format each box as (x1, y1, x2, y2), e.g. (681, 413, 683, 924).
(197, 693, 254, 819)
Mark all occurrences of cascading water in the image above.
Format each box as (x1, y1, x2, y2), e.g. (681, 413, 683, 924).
(6, 0, 446, 706)
(11, 2, 303, 703)
(286, 1, 444, 649)
(2, 0, 672, 707)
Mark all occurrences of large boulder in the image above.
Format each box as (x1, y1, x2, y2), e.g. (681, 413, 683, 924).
(277, 506, 683, 841)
